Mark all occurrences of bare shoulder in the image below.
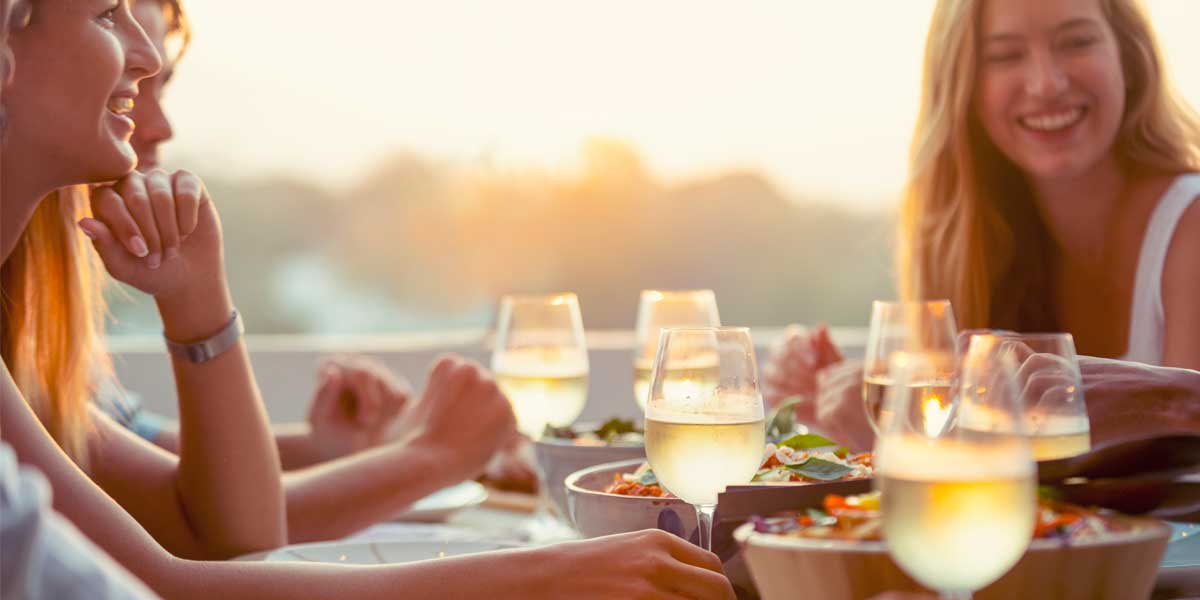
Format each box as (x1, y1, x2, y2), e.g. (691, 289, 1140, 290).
(1160, 186, 1200, 368)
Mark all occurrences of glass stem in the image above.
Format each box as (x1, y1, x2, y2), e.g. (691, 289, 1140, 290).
(940, 591, 971, 600)
(694, 503, 717, 552)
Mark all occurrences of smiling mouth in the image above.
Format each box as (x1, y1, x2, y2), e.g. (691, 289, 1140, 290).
(1019, 107, 1085, 133)
(108, 97, 135, 116)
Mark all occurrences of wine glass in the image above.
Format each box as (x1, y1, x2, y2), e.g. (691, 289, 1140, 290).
(633, 290, 721, 412)
(491, 293, 589, 440)
(862, 300, 958, 434)
(876, 336, 1035, 600)
(989, 333, 1090, 460)
(491, 293, 589, 541)
(644, 327, 765, 551)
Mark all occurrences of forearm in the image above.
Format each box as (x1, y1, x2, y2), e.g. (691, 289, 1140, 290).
(1086, 377, 1200, 446)
(157, 280, 286, 556)
(283, 442, 454, 543)
(272, 423, 329, 470)
(157, 546, 544, 600)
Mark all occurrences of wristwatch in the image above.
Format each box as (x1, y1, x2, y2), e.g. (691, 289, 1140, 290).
(164, 310, 244, 364)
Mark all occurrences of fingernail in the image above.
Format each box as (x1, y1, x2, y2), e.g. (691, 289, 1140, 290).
(130, 236, 149, 257)
(147, 253, 161, 269)
(165, 247, 180, 260)
(77, 220, 97, 241)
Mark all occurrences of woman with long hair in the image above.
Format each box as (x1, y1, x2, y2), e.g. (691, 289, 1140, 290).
(0, 1, 733, 597)
(766, 0, 1200, 449)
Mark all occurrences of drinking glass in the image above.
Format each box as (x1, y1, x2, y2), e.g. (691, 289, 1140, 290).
(643, 327, 765, 551)
(491, 293, 589, 440)
(991, 333, 1090, 460)
(876, 336, 1036, 599)
(633, 290, 721, 412)
(862, 300, 958, 434)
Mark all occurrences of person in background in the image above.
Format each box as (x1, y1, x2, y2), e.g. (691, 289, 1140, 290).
(766, 0, 1200, 450)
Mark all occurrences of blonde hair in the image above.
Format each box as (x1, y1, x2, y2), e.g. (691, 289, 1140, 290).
(899, 0, 1200, 330)
(1, 185, 112, 464)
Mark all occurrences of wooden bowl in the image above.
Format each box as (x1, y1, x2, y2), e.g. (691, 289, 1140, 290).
(734, 515, 1170, 600)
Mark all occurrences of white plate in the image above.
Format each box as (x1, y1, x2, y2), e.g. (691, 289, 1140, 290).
(394, 480, 488, 522)
(243, 539, 519, 565)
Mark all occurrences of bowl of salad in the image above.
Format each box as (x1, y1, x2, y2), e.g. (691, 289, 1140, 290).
(563, 431, 874, 541)
(534, 419, 646, 523)
(735, 491, 1171, 600)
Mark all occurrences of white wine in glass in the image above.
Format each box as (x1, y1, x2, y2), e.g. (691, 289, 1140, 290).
(862, 300, 959, 435)
(633, 290, 721, 412)
(491, 293, 589, 440)
(876, 340, 1035, 600)
(644, 327, 764, 551)
(995, 333, 1090, 460)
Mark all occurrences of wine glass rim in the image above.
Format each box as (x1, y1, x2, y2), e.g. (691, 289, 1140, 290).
(640, 289, 717, 299)
(500, 292, 579, 304)
(988, 331, 1075, 343)
(871, 299, 952, 308)
(660, 326, 749, 334)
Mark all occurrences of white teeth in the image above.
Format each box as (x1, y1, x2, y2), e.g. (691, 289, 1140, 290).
(108, 97, 134, 115)
(1021, 108, 1083, 132)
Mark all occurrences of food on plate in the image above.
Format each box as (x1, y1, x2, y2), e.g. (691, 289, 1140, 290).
(543, 418, 644, 445)
(603, 433, 873, 497)
(750, 490, 1136, 543)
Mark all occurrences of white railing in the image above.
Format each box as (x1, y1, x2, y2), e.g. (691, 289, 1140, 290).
(109, 328, 868, 423)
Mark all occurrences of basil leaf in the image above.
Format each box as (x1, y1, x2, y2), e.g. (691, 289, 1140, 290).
(765, 396, 806, 440)
(785, 458, 855, 481)
(637, 469, 659, 485)
(779, 432, 839, 450)
(595, 418, 639, 441)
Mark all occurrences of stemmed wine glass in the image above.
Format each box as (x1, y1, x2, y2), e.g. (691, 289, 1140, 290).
(632, 290, 721, 412)
(988, 333, 1090, 460)
(862, 300, 958, 435)
(491, 293, 589, 440)
(876, 335, 1036, 600)
(491, 293, 589, 540)
(643, 327, 765, 551)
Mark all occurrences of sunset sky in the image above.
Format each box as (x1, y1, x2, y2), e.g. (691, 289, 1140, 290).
(161, 1, 1200, 212)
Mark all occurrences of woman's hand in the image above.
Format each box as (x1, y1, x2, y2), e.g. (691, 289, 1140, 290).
(307, 355, 413, 462)
(79, 168, 224, 301)
(399, 355, 519, 484)
(533, 530, 734, 599)
(815, 358, 875, 451)
(763, 324, 844, 421)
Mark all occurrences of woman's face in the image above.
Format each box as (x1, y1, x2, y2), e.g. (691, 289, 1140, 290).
(974, 0, 1126, 184)
(130, 0, 172, 170)
(4, 0, 161, 184)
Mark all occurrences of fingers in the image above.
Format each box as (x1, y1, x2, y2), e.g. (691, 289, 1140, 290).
(77, 218, 130, 272)
(172, 169, 204, 239)
(308, 363, 343, 424)
(90, 185, 150, 259)
(115, 172, 163, 268)
(658, 530, 723, 573)
(145, 169, 180, 259)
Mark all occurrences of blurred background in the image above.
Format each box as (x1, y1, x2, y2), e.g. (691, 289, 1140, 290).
(105, 1, 1200, 336)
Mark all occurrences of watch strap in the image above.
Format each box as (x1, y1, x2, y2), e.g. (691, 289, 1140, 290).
(164, 310, 243, 364)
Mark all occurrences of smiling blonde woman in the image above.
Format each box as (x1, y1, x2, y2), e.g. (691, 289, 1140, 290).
(899, 0, 1200, 367)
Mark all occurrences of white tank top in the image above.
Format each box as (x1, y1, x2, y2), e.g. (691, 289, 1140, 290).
(1120, 173, 1200, 365)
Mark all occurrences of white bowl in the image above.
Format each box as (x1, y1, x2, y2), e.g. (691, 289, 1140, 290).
(734, 515, 1171, 600)
(564, 458, 695, 538)
(533, 432, 645, 524)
